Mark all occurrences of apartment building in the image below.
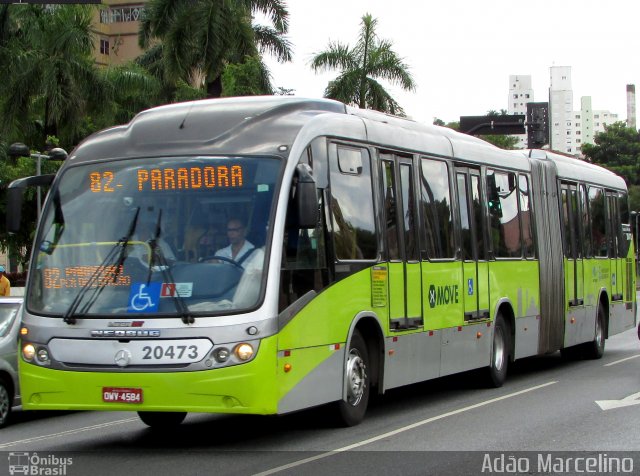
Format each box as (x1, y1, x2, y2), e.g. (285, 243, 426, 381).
(548, 66, 618, 156)
(507, 75, 533, 149)
(92, 1, 147, 67)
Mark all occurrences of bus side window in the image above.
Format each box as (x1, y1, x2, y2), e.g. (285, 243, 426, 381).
(487, 169, 522, 258)
(420, 157, 455, 259)
(589, 186, 607, 257)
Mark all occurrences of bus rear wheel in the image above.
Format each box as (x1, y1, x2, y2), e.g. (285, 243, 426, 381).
(583, 303, 606, 359)
(138, 411, 187, 428)
(486, 314, 509, 388)
(335, 330, 370, 427)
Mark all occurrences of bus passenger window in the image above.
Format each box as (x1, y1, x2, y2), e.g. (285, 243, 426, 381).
(589, 187, 607, 257)
(330, 146, 377, 260)
(519, 175, 535, 258)
(420, 158, 455, 259)
(487, 170, 522, 258)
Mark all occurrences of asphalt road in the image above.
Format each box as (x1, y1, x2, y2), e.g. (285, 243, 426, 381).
(1, 325, 639, 476)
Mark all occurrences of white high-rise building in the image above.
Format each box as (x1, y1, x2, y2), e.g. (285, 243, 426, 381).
(549, 66, 574, 154)
(508, 75, 533, 148)
(548, 66, 618, 156)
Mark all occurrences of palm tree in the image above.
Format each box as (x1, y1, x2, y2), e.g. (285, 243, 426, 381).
(310, 13, 415, 116)
(0, 4, 106, 148)
(138, 0, 292, 98)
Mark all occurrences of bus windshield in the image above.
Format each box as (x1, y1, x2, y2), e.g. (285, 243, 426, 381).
(27, 156, 282, 318)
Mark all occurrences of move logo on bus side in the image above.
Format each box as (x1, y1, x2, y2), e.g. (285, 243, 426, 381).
(428, 283, 460, 308)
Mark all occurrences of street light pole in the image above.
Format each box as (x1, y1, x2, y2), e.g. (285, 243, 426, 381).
(7, 142, 67, 218)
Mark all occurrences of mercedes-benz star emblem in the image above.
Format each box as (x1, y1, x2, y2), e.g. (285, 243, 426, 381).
(114, 349, 132, 367)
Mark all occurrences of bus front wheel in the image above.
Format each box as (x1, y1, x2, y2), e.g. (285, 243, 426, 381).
(0, 375, 13, 428)
(138, 411, 187, 428)
(335, 330, 370, 426)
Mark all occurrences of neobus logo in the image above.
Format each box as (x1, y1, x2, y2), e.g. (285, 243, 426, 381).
(428, 284, 460, 308)
(91, 330, 161, 338)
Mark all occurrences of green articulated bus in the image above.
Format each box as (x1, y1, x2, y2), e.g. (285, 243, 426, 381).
(8, 97, 637, 427)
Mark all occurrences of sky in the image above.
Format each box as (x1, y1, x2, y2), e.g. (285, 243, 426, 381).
(262, 0, 640, 125)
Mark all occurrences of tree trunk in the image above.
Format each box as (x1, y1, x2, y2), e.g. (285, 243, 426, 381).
(206, 75, 223, 98)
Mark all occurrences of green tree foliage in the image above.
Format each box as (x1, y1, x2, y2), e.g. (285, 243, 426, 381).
(581, 122, 640, 187)
(0, 4, 106, 149)
(222, 56, 273, 96)
(310, 13, 415, 116)
(138, 0, 291, 98)
(480, 134, 520, 150)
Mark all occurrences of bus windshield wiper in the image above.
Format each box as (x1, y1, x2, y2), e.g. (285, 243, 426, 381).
(147, 209, 194, 324)
(62, 207, 140, 324)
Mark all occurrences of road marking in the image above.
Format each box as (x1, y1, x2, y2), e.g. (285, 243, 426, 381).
(596, 391, 640, 411)
(253, 381, 558, 476)
(604, 354, 640, 367)
(0, 417, 139, 449)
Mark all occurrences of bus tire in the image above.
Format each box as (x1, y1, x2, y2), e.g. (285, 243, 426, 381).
(335, 330, 370, 427)
(138, 411, 187, 428)
(486, 314, 509, 388)
(583, 303, 606, 359)
(0, 375, 13, 428)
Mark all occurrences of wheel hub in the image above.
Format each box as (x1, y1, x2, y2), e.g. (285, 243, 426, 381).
(345, 349, 366, 406)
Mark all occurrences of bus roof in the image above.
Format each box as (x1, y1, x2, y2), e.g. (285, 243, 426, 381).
(66, 96, 626, 191)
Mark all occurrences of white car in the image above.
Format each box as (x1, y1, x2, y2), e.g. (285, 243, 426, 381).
(0, 297, 23, 428)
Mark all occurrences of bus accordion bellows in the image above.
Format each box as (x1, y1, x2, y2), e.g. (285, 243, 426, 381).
(8, 96, 637, 427)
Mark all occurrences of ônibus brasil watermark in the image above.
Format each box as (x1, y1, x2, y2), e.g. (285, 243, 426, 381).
(7, 452, 73, 476)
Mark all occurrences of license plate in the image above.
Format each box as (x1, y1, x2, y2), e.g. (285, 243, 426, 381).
(102, 387, 143, 404)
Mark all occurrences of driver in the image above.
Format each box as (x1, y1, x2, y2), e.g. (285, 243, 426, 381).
(214, 218, 254, 264)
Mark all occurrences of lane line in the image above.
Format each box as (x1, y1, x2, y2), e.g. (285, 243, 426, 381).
(253, 381, 558, 476)
(0, 417, 139, 449)
(604, 354, 640, 367)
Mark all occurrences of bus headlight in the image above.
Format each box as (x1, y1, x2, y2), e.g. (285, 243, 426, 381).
(36, 348, 51, 365)
(213, 347, 230, 363)
(234, 343, 254, 361)
(22, 343, 36, 362)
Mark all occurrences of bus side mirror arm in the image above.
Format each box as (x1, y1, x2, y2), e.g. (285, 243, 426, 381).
(6, 174, 56, 233)
(295, 164, 319, 229)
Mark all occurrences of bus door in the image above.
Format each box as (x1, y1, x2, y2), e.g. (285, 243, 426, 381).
(455, 167, 489, 321)
(561, 183, 586, 339)
(607, 193, 623, 302)
(380, 154, 422, 329)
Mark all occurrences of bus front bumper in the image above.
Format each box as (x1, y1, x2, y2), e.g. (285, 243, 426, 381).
(19, 338, 278, 415)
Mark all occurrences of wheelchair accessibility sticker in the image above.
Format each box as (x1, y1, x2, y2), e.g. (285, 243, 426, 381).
(128, 282, 161, 313)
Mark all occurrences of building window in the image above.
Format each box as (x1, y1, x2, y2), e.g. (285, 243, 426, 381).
(525, 94, 530, 99)
(575, 114, 581, 119)
(576, 131, 581, 135)
(575, 122, 580, 127)
(100, 38, 109, 55)
(576, 139, 581, 143)
(513, 94, 518, 99)
(594, 114, 599, 118)
(566, 131, 571, 135)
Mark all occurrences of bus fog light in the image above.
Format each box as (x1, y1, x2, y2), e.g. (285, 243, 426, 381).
(36, 348, 50, 364)
(213, 348, 230, 363)
(22, 344, 36, 361)
(234, 343, 254, 361)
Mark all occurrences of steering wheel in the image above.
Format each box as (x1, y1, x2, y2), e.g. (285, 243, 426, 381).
(199, 254, 244, 270)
